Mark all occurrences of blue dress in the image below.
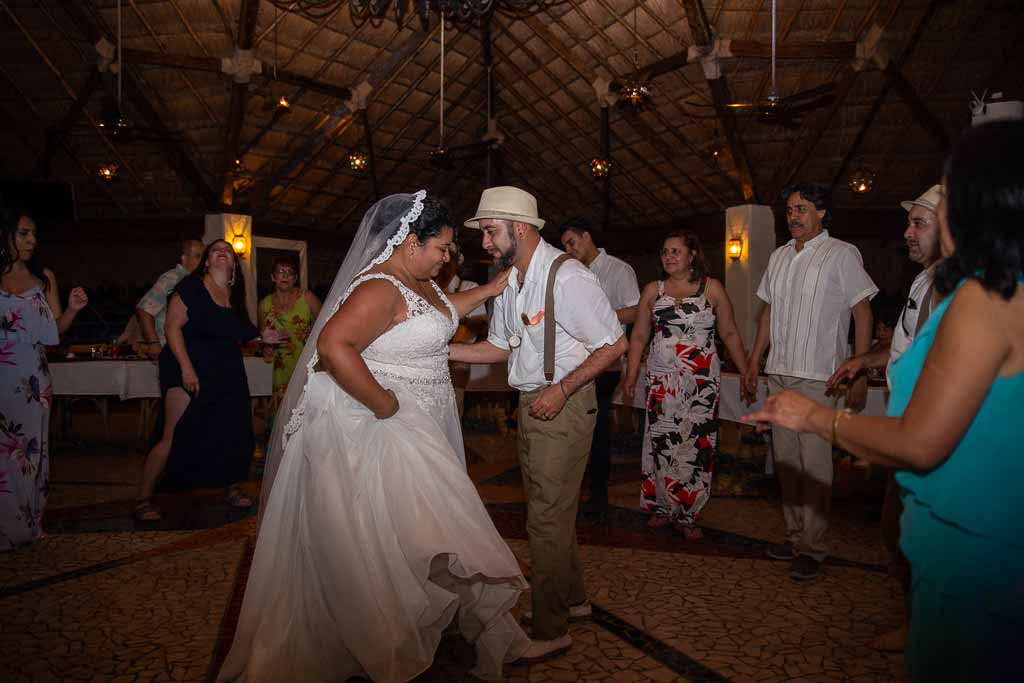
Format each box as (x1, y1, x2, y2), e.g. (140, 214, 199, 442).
(888, 279, 1024, 681)
(0, 286, 58, 550)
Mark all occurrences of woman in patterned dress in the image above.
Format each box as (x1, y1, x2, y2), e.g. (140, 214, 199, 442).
(0, 206, 87, 550)
(258, 256, 322, 405)
(624, 232, 749, 539)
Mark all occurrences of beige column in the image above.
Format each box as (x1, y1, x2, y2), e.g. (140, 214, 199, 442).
(724, 204, 775, 349)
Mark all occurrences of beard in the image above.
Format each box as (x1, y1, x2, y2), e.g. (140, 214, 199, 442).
(494, 229, 518, 270)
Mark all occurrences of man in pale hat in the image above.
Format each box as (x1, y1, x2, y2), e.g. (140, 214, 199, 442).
(451, 186, 626, 662)
(827, 182, 944, 651)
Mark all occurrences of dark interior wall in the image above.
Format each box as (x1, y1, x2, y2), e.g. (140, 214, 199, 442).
(35, 207, 920, 318)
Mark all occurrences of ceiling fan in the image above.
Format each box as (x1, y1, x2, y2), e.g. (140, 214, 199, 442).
(94, 95, 184, 143)
(723, 0, 836, 128)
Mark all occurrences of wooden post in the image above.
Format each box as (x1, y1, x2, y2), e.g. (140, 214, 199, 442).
(600, 105, 611, 232)
(360, 107, 379, 200)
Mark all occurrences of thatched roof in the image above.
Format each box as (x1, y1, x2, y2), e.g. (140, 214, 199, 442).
(1, 0, 1021, 250)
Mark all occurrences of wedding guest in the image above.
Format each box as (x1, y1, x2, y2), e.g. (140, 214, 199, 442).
(136, 239, 203, 357)
(829, 184, 945, 651)
(745, 182, 877, 581)
(560, 217, 640, 526)
(134, 240, 279, 521)
(747, 120, 1024, 681)
(258, 255, 321, 405)
(623, 231, 748, 539)
(1, 205, 87, 549)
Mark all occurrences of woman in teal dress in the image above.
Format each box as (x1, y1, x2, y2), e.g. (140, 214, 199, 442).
(1, 205, 87, 550)
(746, 120, 1024, 681)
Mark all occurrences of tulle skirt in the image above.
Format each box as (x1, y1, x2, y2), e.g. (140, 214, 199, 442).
(217, 372, 529, 682)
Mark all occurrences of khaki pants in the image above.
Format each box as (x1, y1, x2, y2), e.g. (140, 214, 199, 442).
(768, 375, 836, 562)
(518, 382, 597, 640)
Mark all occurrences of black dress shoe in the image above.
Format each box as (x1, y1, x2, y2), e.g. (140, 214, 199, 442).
(579, 499, 608, 526)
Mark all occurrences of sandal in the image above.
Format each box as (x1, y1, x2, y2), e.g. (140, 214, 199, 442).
(225, 486, 254, 509)
(134, 499, 162, 522)
(646, 514, 672, 529)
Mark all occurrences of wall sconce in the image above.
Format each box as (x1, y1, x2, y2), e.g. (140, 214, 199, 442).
(591, 157, 611, 178)
(728, 238, 743, 261)
(231, 227, 247, 257)
(97, 163, 118, 181)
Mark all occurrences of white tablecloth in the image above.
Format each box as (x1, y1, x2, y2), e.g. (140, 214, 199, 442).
(50, 358, 273, 399)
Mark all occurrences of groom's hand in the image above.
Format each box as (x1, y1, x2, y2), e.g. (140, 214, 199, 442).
(528, 383, 567, 421)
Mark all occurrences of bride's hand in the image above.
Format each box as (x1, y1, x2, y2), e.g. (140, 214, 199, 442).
(374, 389, 399, 419)
(484, 268, 511, 296)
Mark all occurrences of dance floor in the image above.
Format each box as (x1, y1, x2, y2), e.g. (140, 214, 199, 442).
(0, 404, 906, 682)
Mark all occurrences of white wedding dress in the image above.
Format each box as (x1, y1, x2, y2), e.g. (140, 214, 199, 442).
(218, 274, 530, 682)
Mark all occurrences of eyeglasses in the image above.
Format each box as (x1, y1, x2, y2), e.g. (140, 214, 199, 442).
(273, 269, 296, 276)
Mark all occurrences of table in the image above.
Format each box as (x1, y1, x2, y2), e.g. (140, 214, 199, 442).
(49, 358, 273, 441)
(50, 357, 273, 398)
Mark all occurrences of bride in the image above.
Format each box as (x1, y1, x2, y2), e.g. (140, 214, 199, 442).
(217, 191, 533, 682)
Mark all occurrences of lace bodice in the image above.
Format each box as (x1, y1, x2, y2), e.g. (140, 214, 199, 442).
(343, 273, 458, 411)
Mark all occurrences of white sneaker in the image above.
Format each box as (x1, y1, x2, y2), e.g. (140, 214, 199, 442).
(522, 600, 592, 623)
(507, 634, 572, 665)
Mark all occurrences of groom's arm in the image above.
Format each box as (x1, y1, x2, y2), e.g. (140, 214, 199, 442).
(449, 340, 510, 364)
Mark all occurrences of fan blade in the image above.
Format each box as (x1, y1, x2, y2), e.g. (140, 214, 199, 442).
(778, 82, 836, 106)
(724, 102, 759, 109)
(784, 94, 836, 114)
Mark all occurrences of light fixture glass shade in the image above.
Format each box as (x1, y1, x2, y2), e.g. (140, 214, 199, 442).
(349, 151, 368, 172)
(97, 164, 118, 181)
(728, 238, 743, 260)
(848, 167, 876, 194)
(591, 157, 611, 178)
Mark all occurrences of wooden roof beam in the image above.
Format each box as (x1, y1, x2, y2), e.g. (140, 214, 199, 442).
(828, 0, 946, 194)
(525, 12, 728, 211)
(6, 1, 161, 210)
(252, 25, 436, 209)
(681, 0, 757, 202)
(58, 0, 219, 210)
(221, 0, 263, 206)
(32, 70, 101, 179)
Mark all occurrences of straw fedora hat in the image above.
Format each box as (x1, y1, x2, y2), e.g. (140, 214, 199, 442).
(900, 184, 943, 213)
(464, 186, 546, 230)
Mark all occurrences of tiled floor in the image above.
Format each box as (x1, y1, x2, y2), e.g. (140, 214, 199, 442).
(0, 404, 906, 682)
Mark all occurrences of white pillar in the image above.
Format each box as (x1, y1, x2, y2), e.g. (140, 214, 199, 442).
(724, 204, 775, 349)
(204, 213, 257, 324)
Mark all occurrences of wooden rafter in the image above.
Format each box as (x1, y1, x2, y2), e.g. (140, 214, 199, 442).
(32, 70, 101, 179)
(532, 10, 734, 209)
(681, 0, 756, 202)
(259, 25, 439, 212)
(495, 21, 671, 221)
(310, 58, 490, 229)
(220, 0, 262, 206)
(4, 0, 161, 210)
(284, 38, 475, 227)
(828, 0, 946, 193)
(56, 0, 220, 210)
(0, 64, 127, 214)
(765, 0, 899, 199)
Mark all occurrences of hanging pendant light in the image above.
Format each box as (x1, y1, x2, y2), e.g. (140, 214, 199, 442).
(618, 2, 653, 113)
(430, 13, 451, 169)
(848, 166, 876, 194)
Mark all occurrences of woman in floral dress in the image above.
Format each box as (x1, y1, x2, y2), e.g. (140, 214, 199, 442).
(1, 206, 87, 550)
(624, 232, 749, 539)
(258, 256, 322, 405)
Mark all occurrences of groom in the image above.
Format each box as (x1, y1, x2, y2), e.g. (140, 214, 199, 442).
(451, 187, 626, 662)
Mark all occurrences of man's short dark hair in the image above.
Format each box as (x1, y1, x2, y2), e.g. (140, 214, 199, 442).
(558, 216, 594, 239)
(780, 182, 832, 227)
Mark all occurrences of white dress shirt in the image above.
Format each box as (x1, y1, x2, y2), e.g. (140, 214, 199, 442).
(886, 265, 935, 385)
(588, 248, 640, 334)
(757, 230, 878, 382)
(488, 240, 622, 392)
